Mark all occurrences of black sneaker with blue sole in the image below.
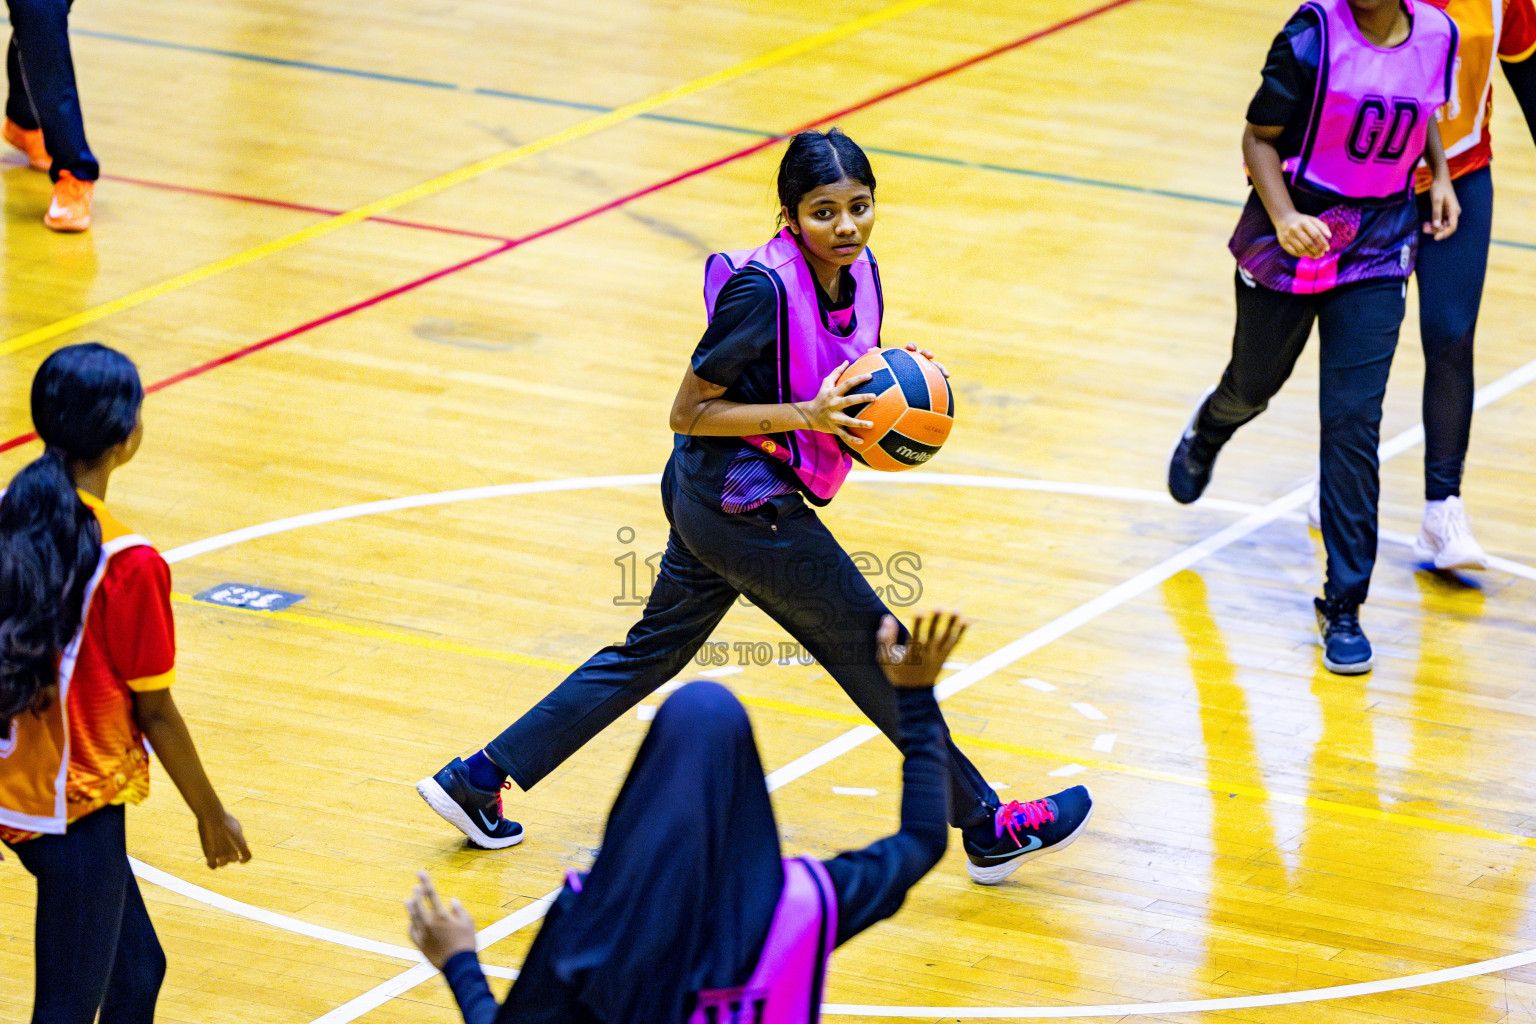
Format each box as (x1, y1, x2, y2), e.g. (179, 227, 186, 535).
(963, 786, 1093, 885)
(416, 757, 525, 849)
(1314, 597, 1373, 675)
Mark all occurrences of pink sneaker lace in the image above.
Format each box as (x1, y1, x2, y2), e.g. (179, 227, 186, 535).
(996, 798, 1056, 843)
(494, 779, 512, 819)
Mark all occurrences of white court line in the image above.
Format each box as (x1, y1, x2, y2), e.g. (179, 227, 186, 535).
(130, 857, 522, 980)
(1070, 702, 1107, 721)
(143, 356, 1536, 1024)
(821, 946, 1536, 1017)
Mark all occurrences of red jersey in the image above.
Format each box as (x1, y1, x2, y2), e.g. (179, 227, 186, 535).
(1416, 0, 1536, 189)
(0, 494, 175, 845)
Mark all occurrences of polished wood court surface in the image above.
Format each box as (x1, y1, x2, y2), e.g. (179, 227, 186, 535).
(2, 0, 1535, 1021)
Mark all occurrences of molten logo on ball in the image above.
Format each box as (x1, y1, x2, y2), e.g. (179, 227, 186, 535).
(836, 348, 955, 472)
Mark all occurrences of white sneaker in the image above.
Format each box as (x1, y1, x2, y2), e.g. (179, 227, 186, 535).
(1412, 496, 1488, 570)
(1306, 481, 1321, 530)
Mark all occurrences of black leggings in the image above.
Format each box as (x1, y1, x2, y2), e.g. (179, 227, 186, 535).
(1197, 271, 1405, 607)
(486, 455, 999, 830)
(1415, 166, 1492, 502)
(3, 804, 166, 1024)
(5, 0, 98, 181)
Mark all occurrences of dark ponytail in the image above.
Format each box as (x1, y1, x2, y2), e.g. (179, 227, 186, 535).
(0, 344, 143, 731)
(776, 126, 876, 226)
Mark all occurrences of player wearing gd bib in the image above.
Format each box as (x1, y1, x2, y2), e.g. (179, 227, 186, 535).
(1169, 0, 1460, 674)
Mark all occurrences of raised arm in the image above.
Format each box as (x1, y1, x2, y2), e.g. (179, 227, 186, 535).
(820, 611, 966, 946)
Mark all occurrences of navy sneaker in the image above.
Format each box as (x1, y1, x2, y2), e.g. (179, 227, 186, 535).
(1314, 598, 1373, 675)
(416, 757, 524, 849)
(963, 786, 1093, 885)
(1168, 387, 1222, 505)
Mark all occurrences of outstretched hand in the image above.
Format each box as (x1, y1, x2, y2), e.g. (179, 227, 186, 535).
(877, 610, 970, 689)
(406, 870, 477, 970)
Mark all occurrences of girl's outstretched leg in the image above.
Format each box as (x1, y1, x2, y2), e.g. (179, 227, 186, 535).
(417, 527, 738, 849)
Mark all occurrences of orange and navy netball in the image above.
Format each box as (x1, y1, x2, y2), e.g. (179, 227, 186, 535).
(837, 348, 954, 471)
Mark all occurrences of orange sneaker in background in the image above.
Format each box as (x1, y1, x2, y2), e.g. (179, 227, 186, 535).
(44, 170, 92, 232)
(3, 118, 50, 171)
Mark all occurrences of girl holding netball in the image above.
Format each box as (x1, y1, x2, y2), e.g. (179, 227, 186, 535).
(420, 128, 1091, 884)
(408, 611, 959, 1024)
(0, 344, 250, 1023)
(1168, 0, 1461, 674)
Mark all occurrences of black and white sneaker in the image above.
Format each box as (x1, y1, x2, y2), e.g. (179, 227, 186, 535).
(1314, 597, 1373, 675)
(1168, 386, 1222, 505)
(416, 757, 525, 849)
(963, 786, 1093, 885)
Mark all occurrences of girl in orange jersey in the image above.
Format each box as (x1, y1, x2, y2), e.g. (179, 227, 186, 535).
(0, 343, 250, 1024)
(1399, 0, 1536, 567)
(1302, 0, 1536, 561)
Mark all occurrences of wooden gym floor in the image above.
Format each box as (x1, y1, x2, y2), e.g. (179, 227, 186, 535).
(2, 0, 1535, 1021)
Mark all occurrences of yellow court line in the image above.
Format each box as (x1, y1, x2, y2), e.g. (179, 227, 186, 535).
(0, 0, 943, 359)
(168, 592, 572, 673)
(174, 591, 1536, 851)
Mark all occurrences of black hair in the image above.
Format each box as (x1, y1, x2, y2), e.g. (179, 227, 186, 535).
(0, 343, 143, 732)
(775, 127, 876, 225)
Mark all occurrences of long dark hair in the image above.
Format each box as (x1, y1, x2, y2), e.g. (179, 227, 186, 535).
(776, 126, 876, 225)
(0, 344, 143, 731)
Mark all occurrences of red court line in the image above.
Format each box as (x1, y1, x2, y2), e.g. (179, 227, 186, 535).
(5, 159, 515, 242)
(106, 170, 517, 242)
(0, 0, 1142, 456)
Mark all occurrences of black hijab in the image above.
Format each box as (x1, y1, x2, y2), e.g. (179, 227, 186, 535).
(544, 681, 785, 1023)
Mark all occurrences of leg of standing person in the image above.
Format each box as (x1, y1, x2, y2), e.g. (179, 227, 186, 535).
(5, 804, 140, 1024)
(4, 0, 96, 228)
(669, 484, 1093, 884)
(484, 526, 741, 790)
(418, 468, 742, 847)
(668, 486, 996, 828)
(1311, 276, 1405, 674)
(1169, 270, 1318, 503)
(97, 871, 167, 1024)
(5, 33, 51, 170)
(1413, 166, 1493, 569)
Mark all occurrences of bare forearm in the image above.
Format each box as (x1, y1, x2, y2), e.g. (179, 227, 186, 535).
(672, 399, 814, 437)
(135, 697, 224, 819)
(1242, 126, 1298, 227)
(1424, 119, 1450, 180)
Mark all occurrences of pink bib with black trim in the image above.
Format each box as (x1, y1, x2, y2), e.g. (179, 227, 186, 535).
(702, 230, 882, 506)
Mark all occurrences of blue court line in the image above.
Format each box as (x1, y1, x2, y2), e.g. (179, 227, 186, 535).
(65, 25, 1536, 252)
